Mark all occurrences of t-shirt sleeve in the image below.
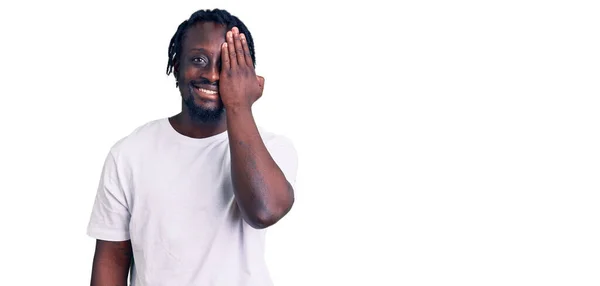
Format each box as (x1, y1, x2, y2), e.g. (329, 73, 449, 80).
(86, 150, 131, 241)
(266, 135, 299, 187)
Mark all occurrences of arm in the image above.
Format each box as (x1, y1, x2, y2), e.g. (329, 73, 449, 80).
(87, 149, 133, 284)
(226, 107, 295, 229)
(220, 27, 295, 229)
(90, 240, 132, 286)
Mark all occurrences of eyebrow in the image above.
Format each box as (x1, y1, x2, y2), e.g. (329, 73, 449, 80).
(189, 48, 210, 54)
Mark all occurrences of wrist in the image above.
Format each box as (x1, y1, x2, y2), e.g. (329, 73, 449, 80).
(225, 104, 253, 116)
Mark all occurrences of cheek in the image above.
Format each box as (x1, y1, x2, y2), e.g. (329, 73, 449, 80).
(179, 61, 200, 75)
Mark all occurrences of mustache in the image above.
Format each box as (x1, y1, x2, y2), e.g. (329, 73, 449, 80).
(190, 78, 218, 87)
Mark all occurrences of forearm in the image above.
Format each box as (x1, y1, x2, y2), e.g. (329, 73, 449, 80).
(91, 240, 132, 286)
(226, 106, 294, 228)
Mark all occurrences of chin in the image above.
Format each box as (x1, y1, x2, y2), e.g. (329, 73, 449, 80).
(193, 97, 222, 110)
(183, 94, 224, 123)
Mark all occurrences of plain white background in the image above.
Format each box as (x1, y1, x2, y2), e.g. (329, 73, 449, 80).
(0, 0, 599, 285)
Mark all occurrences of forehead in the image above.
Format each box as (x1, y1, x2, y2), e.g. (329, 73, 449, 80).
(182, 22, 227, 49)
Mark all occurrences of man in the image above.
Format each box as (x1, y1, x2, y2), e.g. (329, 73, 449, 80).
(87, 8, 298, 286)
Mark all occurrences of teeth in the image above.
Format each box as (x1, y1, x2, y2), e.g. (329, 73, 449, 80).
(197, 88, 217, 94)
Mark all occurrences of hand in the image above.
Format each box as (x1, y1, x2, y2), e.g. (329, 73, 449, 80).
(220, 27, 265, 109)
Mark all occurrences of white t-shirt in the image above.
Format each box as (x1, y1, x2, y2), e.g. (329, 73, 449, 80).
(86, 118, 298, 286)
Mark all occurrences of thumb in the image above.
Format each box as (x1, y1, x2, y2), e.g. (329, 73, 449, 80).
(256, 76, 265, 102)
(257, 75, 265, 90)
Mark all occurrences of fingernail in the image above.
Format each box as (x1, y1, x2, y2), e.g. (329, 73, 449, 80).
(240, 34, 245, 40)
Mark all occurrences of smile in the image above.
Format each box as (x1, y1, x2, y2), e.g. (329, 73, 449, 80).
(196, 87, 217, 95)
(191, 84, 220, 101)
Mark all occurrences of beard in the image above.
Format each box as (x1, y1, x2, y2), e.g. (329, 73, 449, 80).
(182, 84, 224, 124)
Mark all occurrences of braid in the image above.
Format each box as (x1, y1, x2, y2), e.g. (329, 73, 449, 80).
(166, 9, 256, 87)
(166, 20, 189, 77)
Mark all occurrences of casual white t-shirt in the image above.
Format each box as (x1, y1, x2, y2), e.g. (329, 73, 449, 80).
(86, 117, 298, 286)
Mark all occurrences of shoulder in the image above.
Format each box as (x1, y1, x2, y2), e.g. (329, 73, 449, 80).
(107, 118, 165, 159)
(258, 126, 296, 150)
(258, 126, 299, 184)
(258, 126, 298, 163)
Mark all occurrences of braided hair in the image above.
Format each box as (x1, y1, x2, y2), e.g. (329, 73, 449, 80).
(166, 8, 256, 87)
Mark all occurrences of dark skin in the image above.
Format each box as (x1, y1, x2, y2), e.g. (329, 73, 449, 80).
(90, 240, 132, 286)
(170, 22, 294, 228)
(90, 23, 294, 285)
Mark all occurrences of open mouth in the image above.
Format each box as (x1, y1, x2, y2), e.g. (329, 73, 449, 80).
(191, 83, 219, 99)
(196, 87, 217, 95)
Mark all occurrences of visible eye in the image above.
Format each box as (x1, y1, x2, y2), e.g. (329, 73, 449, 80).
(192, 56, 208, 66)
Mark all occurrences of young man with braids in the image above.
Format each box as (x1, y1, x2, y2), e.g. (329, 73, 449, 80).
(87, 8, 298, 286)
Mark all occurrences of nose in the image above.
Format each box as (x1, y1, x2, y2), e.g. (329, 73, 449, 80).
(205, 64, 219, 83)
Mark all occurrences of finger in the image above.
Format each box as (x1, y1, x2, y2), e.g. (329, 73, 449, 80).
(227, 30, 238, 69)
(221, 42, 230, 71)
(257, 75, 265, 90)
(232, 27, 246, 67)
(256, 76, 265, 101)
(240, 33, 254, 67)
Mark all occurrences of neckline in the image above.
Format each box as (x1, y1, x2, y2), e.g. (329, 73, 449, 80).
(161, 117, 228, 145)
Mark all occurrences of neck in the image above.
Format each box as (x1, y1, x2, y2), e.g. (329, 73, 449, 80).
(169, 110, 227, 139)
